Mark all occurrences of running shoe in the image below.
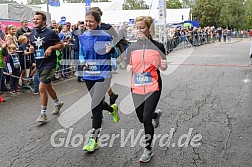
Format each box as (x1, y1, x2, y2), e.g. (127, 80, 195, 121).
(33, 91, 40, 95)
(152, 109, 162, 128)
(0, 96, 6, 102)
(83, 138, 99, 152)
(110, 104, 119, 123)
(36, 113, 48, 122)
(52, 101, 64, 115)
(139, 148, 154, 163)
(10, 90, 17, 95)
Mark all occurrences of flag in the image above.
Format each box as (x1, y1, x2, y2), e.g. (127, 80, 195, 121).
(48, 0, 60, 7)
(85, 0, 91, 14)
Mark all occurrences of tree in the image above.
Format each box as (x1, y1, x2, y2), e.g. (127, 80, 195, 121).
(181, 0, 196, 8)
(70, 0, 110, 3)
(192, 0, 247, 29)
(65, 0, 83, 3)
(122, 0, 149, 10)
(166, 0, 182, 9)
(27, 0, 46, 5)
(244, 0, 252, 29)
(91, 0, 110, 2)
(0, 0, 17, 3)
(192, 0, 221, 27)
(218, 0, 246, 29)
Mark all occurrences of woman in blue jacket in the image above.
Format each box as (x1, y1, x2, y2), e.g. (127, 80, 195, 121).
(79, 10, 119, 152)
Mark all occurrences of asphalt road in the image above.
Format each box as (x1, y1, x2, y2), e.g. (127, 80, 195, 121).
(0, 38, 251, 167)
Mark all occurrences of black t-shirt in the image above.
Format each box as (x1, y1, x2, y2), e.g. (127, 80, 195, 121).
(7, 54, 20, 72)
(18, 44, 27, 65)
(16, 27, 32, 39)
(30, 27, 61, 71)
(100, 23, 119, 44)
(18, 44, 34, 68)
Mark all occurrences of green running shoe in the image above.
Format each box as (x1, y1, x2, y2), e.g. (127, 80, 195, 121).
(83, 138, 99, 152)
(111, 104, 120, 123)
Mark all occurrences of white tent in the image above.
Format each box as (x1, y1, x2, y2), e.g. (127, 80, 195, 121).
(0, 3, 51, 22)
(33, 1, 123, 24)
(32, 2, 190, 25)
(101, 8, 191, 25)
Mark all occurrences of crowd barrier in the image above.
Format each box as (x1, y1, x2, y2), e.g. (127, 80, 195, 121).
(2, 31, 250, 91)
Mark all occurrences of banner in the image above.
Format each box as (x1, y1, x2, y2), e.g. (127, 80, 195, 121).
(0, 19, 34, 32)
(85, 0, 91, 14)
(158, 0, 166, 25)
(48, 0, 60, 7)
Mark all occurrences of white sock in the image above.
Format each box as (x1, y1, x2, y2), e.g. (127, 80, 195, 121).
(41, 110, 46, 114)
(54, 99, 60, 105)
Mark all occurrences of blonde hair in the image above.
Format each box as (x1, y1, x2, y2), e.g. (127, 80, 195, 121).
(135, 16, 155, 38)
(18, 35, 27, 44)
(7, 25, 16, 32)
(8, 44, 17, 50)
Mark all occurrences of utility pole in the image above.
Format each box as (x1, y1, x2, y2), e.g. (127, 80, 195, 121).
(47, 0, 49, 13)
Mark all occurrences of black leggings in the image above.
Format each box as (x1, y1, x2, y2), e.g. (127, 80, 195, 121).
(132, 91, 161, 150)
(85, 78, 113, 131)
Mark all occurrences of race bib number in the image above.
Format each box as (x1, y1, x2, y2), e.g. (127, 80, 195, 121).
(86, 62, 101, 74)
(34, 49, 45, 59)
(134, 72, 152, 86)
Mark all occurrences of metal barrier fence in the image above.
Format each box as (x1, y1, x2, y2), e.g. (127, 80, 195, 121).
(166, 33, 236, 52)
(54, 44, 77, 80)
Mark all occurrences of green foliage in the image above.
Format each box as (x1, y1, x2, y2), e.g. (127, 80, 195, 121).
(122, 0, 149, 10)
(192, 0, 249, 29)
(27, 0, 110, 4)
(91, 0, 110, 2)
(166, 0, 182, 9)
(27, 0, 46, 5)
(0, 0, 17, 3)
(181, 0, 196, 8)
(66, 0, 83, 3)
(244, 0, 252, 29)
(80, 0, 110, 3)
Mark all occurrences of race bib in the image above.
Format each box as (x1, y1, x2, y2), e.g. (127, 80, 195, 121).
(86, 62, 101, 74)
(34, 49, 45, 59)
(13, 56, 20, 69)
(134, 72, 152, 86)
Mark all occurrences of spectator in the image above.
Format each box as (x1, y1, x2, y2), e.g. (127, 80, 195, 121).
(65, 22, 71, 32)
(18, 35, 36, 85)
(227, 29, 232, 42)
(15, 19, 32, 39)
(72, 21, 86, 82)
(223, 29, 227, 42)
(0, 22, 4, 40)
(7, 44, 21, 95)
(117, 21, 129, 69)
(249, 29, 252, 40)
(0, 42, 7, 102)
(49, 20, 58, 31)
(5, 25, 18, 48)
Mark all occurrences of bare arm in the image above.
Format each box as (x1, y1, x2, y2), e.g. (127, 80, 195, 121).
(44, 41, 64, 58)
